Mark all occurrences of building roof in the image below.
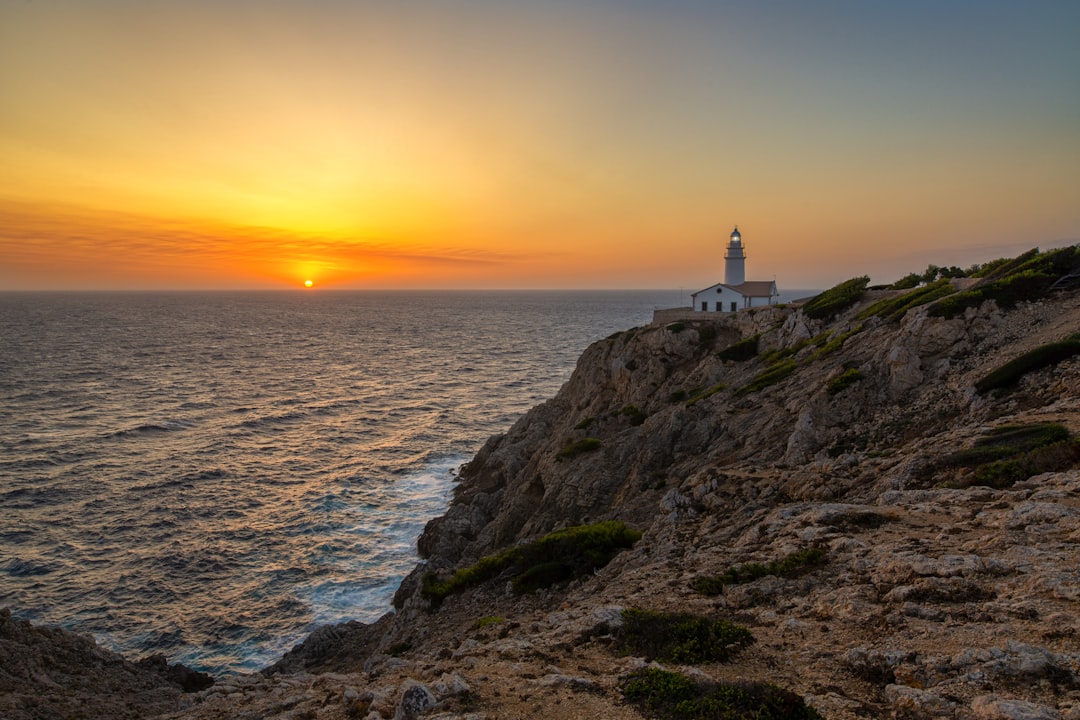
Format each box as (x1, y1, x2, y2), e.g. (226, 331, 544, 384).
(731, 281, 777, 298)
(692, 280, 777, 299)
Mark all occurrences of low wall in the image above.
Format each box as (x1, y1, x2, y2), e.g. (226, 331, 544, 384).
(651, 307, 734, 324)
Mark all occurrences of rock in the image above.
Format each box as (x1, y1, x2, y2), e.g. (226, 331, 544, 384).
(971, 694, 1061, 720)
(396, 680, 437, 720)
(885, 684, 958, 717)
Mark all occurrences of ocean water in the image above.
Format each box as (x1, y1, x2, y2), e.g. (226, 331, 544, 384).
(0, 290, 680, 674)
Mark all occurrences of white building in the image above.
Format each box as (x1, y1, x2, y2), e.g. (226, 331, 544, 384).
(691, 227, 779, 312)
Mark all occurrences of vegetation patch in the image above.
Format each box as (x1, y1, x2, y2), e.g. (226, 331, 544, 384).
(668, 390, 688, 403)
(573, 416, 595, 430)
(666, 322, 686, 333)
(387, 642, 412, 656)
(930, 246, 1080, 319)
(620, 404, 648, 426)
(616, 609, 754, 664)
(933, 423, 1080, 489)
(557, 437, 602, 459)
(717, 334, 760, 362)
(809, 324, 864, 360)
(421, 521, 641, 608)
(975, 334, 1080, 393)
(736, 358, 797, 395)
(622, 668, 822, 720)
(686, 382, 727, 406)
(827, 367, 863, 395)
(801, 276, 870, 320)
(858, 279, 956, 321)
(694, 547, 827, 596)
(472, 616, 505, 629)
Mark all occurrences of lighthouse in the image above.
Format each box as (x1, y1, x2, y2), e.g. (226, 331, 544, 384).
(724, 226, 745, 286)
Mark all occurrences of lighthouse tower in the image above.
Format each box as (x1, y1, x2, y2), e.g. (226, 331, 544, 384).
(724, 226, 746, 286)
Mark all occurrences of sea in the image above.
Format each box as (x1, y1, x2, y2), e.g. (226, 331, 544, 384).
(0, 290, 689, 675)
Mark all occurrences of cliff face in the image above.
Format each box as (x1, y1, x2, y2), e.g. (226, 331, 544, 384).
(9, 265, 1080, 720)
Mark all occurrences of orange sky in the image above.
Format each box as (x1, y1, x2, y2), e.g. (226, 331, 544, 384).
(2, 1, 1078, 291)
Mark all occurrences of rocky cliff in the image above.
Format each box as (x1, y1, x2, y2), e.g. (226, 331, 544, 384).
(8, 248, 1080, 720)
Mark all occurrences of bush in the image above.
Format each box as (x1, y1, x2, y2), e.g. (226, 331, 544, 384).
(694, 547, 826, 595)
(858, 279, 955, 321)
(801, 276, 870, 320)
(666, 322, 686, 333)
(717, 334, 760, 362)
(965, 439, 1080, 489)
(616, 609, 754, 664)
(935, 423, 1080, 489)
(686, 382, 727, 406)
(668, 390, 688, 403)
(421, 521, 641, 607)
(557, 437, 602, 459)
(810, 324, 864, 360)
(622, 668, 822, 720)
(736, 359, 797, 395)
(930, 246, 1080, 319)
(620, 404, 647, 426)
(827, 367, 863, 395)
(573, 416, 595, 430)
(975, 335, 1080, 393)
(938, 423, 1070, 469)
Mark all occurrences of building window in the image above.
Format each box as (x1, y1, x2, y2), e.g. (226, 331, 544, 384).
(730, 302, 737, 312)
(715, 302, 722, 312)
(701, 302, 707, 311)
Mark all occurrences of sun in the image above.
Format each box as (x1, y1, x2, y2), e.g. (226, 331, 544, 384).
(304, 279, 314, 288)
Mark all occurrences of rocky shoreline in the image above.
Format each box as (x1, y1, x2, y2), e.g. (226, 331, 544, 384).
(6, 250, 1080, 719)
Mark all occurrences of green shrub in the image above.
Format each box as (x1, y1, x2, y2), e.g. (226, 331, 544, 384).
(810, 324, 864, 359)
(736, 359, 797, 395)
(858, 279, 956, 321)
(975, 335, 1080, 393)
(694, 547, 827, 596)
(620, 404, 647, 426)
(686, 382, 727, 406)
(717, 334, 760, 362)
(930, 246, 1080, 319)
(801, 276, 870, 320)
(666, 322, 686, 333)
(963, 439, 1080, 489)
(890, 273, 922, 290)
(473, 616, 505, 629)
(421, 521, 641, 607)
(934, 423, 1080, 489)
(557, 437, 602, 459)
(573, 416, 595, 430)
(617, 609, 754, 664)
(668, 390, 688, 403)
(827, 367, 863, 395)
(387, 642, 412, 656)
(622, 668, 822, 720)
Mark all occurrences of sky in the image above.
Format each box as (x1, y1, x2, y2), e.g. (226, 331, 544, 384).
(1, 0, 1078, 291)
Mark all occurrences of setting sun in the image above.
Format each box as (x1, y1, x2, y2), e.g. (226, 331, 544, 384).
(304, 280, 313, 288)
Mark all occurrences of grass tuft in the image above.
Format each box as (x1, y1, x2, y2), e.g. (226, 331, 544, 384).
(801, 276, 870, 320)
(694, 547, 826, 596)
(736, 359, 797, 395)
(616, 609, 754, 664)
(975, 335, 1080, 393)
(717, 334, 760, 362)
(557, 437, 602, 459)
(622, 668, 822, 720)
(421, 521, 641, 608)
(827, 367, 863, 395)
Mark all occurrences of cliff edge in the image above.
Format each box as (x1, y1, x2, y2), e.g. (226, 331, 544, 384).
(10, 247, 1080, 719)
